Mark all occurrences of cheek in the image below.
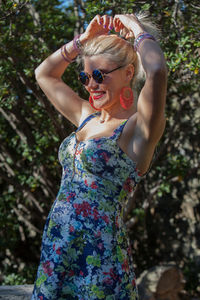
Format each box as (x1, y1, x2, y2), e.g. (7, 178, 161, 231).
(104, 84, 119, 95)
(84, 86, 90, 93)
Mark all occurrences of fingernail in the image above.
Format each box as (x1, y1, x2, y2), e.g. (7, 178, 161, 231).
(103, 25, 106, 28)
(109, 26, 113, 30)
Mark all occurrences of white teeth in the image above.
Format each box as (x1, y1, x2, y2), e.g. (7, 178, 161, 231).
(93, 92, 104, 95)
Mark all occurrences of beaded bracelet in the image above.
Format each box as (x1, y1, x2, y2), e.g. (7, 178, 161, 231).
(73, 34, 83, 54)
(134, 32, 156, 52)
(61, 45, 73, 63)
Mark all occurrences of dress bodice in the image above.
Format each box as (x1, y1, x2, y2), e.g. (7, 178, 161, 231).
(58, 112, 141, 195)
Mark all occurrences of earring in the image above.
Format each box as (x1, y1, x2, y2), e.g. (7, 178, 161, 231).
(120, 87, 134, 110)
(89, 96, 101, 110)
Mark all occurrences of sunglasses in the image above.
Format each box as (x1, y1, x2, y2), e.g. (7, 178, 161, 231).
(78, 65, 125, 86)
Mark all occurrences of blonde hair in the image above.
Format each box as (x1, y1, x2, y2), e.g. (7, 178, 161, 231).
(82, 34, 137, 68)
(80, 13, 160, 101)
(81, 35, 140, 100)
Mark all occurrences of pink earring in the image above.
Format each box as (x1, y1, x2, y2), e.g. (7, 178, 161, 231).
(120, 87, 134, 110)
(89, 96, 101, 110)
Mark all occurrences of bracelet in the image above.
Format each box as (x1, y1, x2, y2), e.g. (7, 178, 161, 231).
(73, 34, 83, 54)
(61, 45, 73, 63)
(134, 32, 156, 52)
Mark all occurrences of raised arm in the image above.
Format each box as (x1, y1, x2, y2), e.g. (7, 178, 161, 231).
(134, 24, 167, 143)
(114, 14, 167, 141)
(35, 15, 112, 127)
(114, 14, 167, 173)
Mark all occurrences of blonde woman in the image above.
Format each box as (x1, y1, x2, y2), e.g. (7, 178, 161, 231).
(31, 13, 167, 300)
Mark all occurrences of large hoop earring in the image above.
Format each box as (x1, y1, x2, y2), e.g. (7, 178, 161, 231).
(120, 87, 134, 110)
(89, 96, 101, 111)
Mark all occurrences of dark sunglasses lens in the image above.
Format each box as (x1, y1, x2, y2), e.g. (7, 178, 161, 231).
(93, 69, 103, 83)
(79, 72, 89, 85)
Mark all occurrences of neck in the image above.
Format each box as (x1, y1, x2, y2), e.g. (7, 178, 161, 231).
(98, 103, 136, 124)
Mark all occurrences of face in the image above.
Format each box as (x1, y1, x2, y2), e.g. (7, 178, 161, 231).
(83, 55, 134, 111)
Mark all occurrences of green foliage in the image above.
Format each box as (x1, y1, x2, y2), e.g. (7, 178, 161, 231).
(2, 273, 26, 286)
(0, 0, 199, 298)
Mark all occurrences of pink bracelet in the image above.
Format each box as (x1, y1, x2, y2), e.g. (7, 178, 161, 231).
(73, 34, 83, 54)
(134, 32, 156, 52)
(61, 45, 73, 63)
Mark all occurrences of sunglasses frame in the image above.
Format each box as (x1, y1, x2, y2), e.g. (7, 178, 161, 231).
(78, 65, 125, 86)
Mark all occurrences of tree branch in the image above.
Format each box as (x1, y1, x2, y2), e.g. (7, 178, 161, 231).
(0, 107, 27, 144)
(13, 207, 42, 234)
(0, 1, 29, 20)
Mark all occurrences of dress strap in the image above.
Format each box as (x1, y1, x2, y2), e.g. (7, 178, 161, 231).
(76, 112, 129, 140)
(76, 112, 100, 132)
(112, 119, 129, 140)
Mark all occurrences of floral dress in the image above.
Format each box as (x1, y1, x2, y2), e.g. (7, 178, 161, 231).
(31, 112, 141, 300)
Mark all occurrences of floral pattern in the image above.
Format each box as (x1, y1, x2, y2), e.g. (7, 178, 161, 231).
(31, 112, 141, 300)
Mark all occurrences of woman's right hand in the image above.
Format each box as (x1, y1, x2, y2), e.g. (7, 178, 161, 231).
(82, 15, 113, 41)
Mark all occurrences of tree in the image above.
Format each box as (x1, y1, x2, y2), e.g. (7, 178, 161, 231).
(0, 0, 77, 283)
(0, 0, 199, 297)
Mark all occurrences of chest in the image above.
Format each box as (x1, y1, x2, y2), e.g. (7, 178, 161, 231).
(58, 133, 138, 185)
(75, 118, 127, 142)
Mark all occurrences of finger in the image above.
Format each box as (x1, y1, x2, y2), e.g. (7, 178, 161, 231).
(125, 32, 131, 39)
(95, 14, 102, 25)
(114, 18, 125, 32)
(113, 18, 121, 32)
(118, 21, 124, 31)
(129, 31, 134, 38)
(120, 27, 128, 37)
(108, 16, 113, 30)
(113, 16, 120, 26)
(113, 16, 120, 30)
(102, 15, 110, 30)
(114, 24, 120, 32)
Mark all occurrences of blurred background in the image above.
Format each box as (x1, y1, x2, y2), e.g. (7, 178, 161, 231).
(0, 0, 199, 298)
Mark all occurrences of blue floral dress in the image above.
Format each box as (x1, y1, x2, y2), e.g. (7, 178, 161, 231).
(31, 112, 141, 300)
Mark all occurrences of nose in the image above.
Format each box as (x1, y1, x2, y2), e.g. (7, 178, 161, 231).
(87, 76, 98, 89)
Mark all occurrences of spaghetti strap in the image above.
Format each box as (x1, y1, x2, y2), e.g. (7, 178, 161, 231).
(76, 112, 100, 132)
(112, 119, 129, 140)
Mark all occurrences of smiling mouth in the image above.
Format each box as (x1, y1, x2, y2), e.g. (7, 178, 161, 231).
(92, 92, 106, 100)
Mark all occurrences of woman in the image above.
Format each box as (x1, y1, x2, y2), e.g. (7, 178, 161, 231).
(31, 13, 167, 300)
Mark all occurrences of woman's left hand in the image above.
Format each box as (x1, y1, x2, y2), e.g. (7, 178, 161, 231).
(113, 14, 144, 38)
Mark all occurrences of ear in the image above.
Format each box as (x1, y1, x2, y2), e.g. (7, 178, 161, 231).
(125, 64, 134, 82)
